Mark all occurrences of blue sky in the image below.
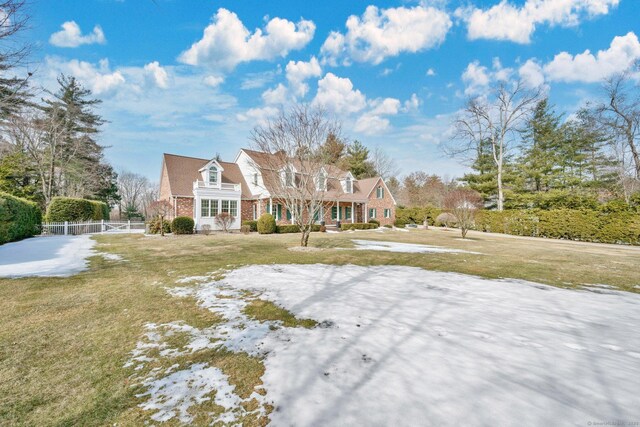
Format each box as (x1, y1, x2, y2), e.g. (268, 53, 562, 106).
(25, 0, 640, 181)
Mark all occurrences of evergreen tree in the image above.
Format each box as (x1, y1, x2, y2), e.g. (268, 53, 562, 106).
(518, 99, 562, 192)
(321, 132, 346, 165)
(41, 74, 114, 200)
(343, 140, 376, 179)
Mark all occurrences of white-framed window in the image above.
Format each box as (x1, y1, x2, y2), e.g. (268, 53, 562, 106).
(253, 173, 258, 186)
(221, 200, 238, 217)
(384, 208, 391, 218)
(317, 172, 327, 191)
(253, 204, 257, 220)
(376, 186, 384, 199)
(345, 177, 352, 193)
(209, 166, 218, 185)
(283, 166, 294, 187)
(201, 199, 219, 217)
(369, 208, 376, 218)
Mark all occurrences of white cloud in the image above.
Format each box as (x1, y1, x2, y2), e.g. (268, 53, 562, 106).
(403, 93, 421, 111)
(519, 59, 545, 87)
(49, 21, 106, 48)
(312, 73, 367, 114)
(285, 57, 322, 97)
(262, 83, 288, 105)
(543, 32, 640, 82)
(355, 97, 401, 134)
(203, 75, 224, 88)
(178, 8, 315, 71)
(456, 0, 619, 44)
(462, 59, 513, 95)
(45, 57, 125, 94)
(426, 68, 436, 76)
(236, 106, 279, 126)
(321, 5, 451, 65)
(143, 61, 169, 89)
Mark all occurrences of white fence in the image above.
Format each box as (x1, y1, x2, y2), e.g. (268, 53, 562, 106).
(41, 220, 146, 236)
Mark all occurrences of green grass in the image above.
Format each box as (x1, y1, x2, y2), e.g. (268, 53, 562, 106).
(1, 228, 639, 426)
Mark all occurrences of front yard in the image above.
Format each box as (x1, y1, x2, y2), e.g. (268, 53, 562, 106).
(1, 229, 639, 425)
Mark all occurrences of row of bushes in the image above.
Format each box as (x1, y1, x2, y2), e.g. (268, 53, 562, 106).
(275, 224, 323, 233)
(45, 197, 109, 222)
(340, 222, 378, 231)
(0, 192, 42, 245)
(396, 206, 443, 227)
(475, 209, 640, 245)
(148, 216, 195, 235)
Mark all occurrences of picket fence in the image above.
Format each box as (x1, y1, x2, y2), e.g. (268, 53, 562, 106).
(41, 220, 146, 236)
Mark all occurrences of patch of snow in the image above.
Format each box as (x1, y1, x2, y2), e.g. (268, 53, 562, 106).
(0, 235, 95, 278)
(213, 264, 640, 426)
(98, 252, 123, 261)
(137, 363, 243, 423)
(351, 239, 479, 254)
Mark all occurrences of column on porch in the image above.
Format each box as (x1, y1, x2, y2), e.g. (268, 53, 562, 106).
(351, 202, 354, 223)
(364, 203, 368, 222)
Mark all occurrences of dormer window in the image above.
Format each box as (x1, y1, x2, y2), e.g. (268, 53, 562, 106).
(283, 166, 294, 187)
(316, 171, 327, 191)
(345, 177, 352, 193)
(209, 166, 218, 185)
(253, 173, 258, 186)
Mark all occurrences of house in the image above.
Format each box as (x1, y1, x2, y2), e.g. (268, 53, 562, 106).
(159, 149, 397, 231)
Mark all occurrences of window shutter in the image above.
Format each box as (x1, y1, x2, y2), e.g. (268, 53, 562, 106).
(286, 207, 292, 220)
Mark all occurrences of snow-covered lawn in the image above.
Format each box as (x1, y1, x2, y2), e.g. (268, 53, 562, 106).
(0, 236, 96, 278)
(351, 239, 479, 254)
(133, 264, 640, 425)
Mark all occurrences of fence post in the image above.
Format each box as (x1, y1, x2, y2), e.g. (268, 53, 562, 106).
(128, 220, 131, 233)
(64, 221, 68, 236)
(101, 219, 105, 234)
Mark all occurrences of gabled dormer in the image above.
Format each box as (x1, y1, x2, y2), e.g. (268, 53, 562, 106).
(340, 172, 355, 193)
(198, 159, 224, 188)
(316, 167, 328, 191)
(280, 164, 297, 187)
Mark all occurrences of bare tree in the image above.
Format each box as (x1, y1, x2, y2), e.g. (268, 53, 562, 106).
(148, 200, 172, 236)
(250, 105, 342, 247)
(117, 170, 150, 218)
(444, 188, 483, 238)
(448, 80, 541, 210)
(370, 146, 398, 180)
(595, 67, 640, 197)
(214, 212, 234, 233)
(5, 106, 66, 206)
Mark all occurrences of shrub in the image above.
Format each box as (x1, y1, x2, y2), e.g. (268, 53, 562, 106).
(394, 218, 407, 228)
(0, 192, 42, 245)
(436, 212, 457, 227)
(201, 224, 211, 235)
(396, 206, 442, 226)
(148, 217, 171, 234)
(171, 216, 194, 234)
(368, 218, 380, 226)
(46, 197, 108, 222)
(384, 224, 392, 228)
(276, 224, 300, 233)
(257, 213, 276, 234)
(214, 212, 234, 233)
(340, 222, 378, 231)
(242, 220, 258, 232)
(241, 224, 251, 234)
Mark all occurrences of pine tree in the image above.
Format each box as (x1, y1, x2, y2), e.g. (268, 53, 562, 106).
(518, 99, 562, 192)
(343, 140, 376, 179)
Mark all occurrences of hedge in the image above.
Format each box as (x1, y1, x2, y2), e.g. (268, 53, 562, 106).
(0, 192, 42, 245)
(275, 224, 322, 234)
(171, 216, 194, 234)
(340, 222, 378, 231)
(396, 206, 442, 226)
(475, 209, 640, 245)
(242, 220, 258, 232)
(46, 197, 109, 222)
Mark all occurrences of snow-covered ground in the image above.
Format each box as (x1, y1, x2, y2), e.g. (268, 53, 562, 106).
(0, 236, 96, 278)
(133, 264, 640, 425)
(351, 239, 479, 254)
